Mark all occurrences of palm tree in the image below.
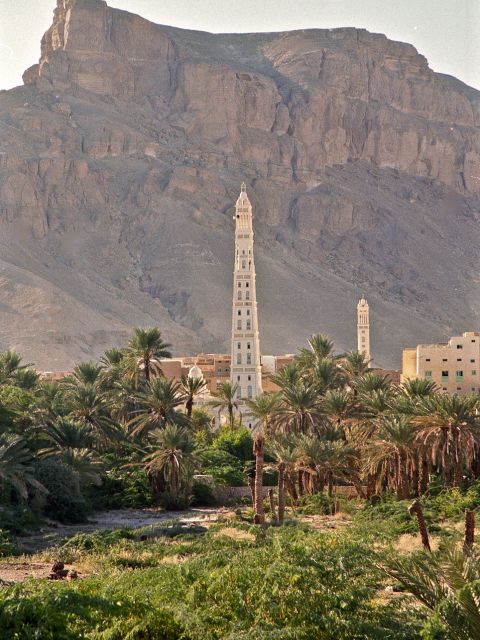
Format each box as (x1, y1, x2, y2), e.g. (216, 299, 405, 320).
(400, 378, 439, 399)
(129, 377, 188, 439)
(311, 359, 344, 394)
(415, 394, 480, 487)
(39, 418, 103, 486)
(0, 435, 45, 499)
(297, 434, 359, 497)
(68, 362, 102, 387)
(382, 547, 480, 640)
(340, 351, 370, 388)
(67, 383, 120, 447)
(321, 389, 359, 437)
(266, 435, 299, 521)
(180, 375, 207, 418)
(209, 381, 241, 429)
(274, 378, 321, 434)
(269, 362, 301, 391)
(124, 328, 171, 383)
(296, 334, 335, 371)
(362, 415, 417, 499)
(0, 351, 31, 386)
(190, 407, 214, 434)
(245, 392, 281, 434)
(142, 425, 197, 500)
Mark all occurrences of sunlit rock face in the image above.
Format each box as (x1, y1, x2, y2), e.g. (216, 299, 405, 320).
(1, 0, 480, 369)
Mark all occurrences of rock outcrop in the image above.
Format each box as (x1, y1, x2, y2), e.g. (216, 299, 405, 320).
(1, 0, 480, 369)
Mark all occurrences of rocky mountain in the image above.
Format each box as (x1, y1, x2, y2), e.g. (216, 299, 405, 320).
(0, 0, 480, 370)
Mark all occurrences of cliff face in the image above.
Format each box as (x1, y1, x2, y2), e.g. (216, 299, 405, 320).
(1, 0, 480, 369)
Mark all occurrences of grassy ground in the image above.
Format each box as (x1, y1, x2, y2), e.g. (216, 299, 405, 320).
(0, 496, 472, 639)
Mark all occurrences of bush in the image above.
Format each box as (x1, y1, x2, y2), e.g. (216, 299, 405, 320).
(0, 529, 14, 556)
(191, 481, 217, 507)
(61, 529, 135, 553)
(211, 427, 253, 462)
(158, 491, 191, 511)
(198, 448, 245, 486)
(297, 494, 337, 515)
(86, 469, 153, 510)
(33, 459, 89, 523)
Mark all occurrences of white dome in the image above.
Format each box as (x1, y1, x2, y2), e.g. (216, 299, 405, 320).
(188, 364, 204, 380)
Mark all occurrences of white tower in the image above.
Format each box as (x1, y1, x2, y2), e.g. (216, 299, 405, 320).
(230, 183, 262, 412)
(357, 297, 371, 364)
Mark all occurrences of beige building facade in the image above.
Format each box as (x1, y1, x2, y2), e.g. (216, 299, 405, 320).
(402, 331, 480, 394)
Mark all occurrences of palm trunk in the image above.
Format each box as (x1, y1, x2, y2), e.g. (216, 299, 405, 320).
(248, 475, 255, 508)
(186, 397, 193, 418)
(268, 489, 276, 522)
(409, 500, 431, 552)
(144, 357, 150, 382)
(278, 462, 286, 524)
(298, 470, 305, 496)
(286, 475, 298, 505)
(253, 435, 265, 524)
(464, 509, 475, 551)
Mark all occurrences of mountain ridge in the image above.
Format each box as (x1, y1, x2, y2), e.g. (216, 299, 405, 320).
(0, 0, 479, 369)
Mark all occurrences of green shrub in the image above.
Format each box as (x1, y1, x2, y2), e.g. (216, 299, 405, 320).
(33, 459, 89, 523)
(0, 529, 14, 556)
(86, 469, 153, 510)
(296, 493, 336, 515)
(211, 426, 253, 462)
(61, 529, 135, 553)
(191, 481, 217, 507)
(198, 448, 245, 486)
(158, 491, 191, 511)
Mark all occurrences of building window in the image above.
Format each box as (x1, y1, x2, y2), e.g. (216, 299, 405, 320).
(242, 260, 246, 269)
(238, 310, 241, 316)
(472, 339, 476, 343)
(237, 291, 242, 300)
(473, 370, 477, 376)
(237, 354, 242, 365)
(457, 345, 463, 349)
(246, 282, 249, 288)
(246, 310, 250, 316)
(425, 371, 432, 379)
(456, 370, 463, 379)
(442, 387, 447, 391)
(237, 375, 240, 381)
(441, 371, 449, 378)
(248, 375, 251, 381)
(237, 320, 241, 330)
(426, 358, 431, 362)
(237, 282, 241, 288)
(245, 291, 250, 300)
(246, 353, 252, 364)
(247, 385, 253, 398)
(237, 386, 242, 398)
(442, 358, 448, 362)
(457, 358, 462, 362)
(457, 387, 462, 391)
(237, 342, 241, 349)
(247, 342, 251, 349)
(246, 320, 251, 330)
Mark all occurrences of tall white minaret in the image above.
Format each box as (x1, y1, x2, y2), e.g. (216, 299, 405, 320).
(357, 297, 371, 364)
(231, 183, 262, 415)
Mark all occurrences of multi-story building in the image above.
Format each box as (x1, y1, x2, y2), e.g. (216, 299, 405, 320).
(402, 331, 480, 394)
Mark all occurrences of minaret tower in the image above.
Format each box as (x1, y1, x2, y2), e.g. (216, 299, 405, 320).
(230, 183, 262, 413)
(357, 297, 371, 364)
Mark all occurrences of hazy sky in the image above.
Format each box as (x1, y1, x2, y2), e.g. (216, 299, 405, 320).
(0, 0, 479, 91)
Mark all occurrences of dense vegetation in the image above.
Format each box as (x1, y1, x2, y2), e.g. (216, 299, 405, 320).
(1, 329, 480, 638)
